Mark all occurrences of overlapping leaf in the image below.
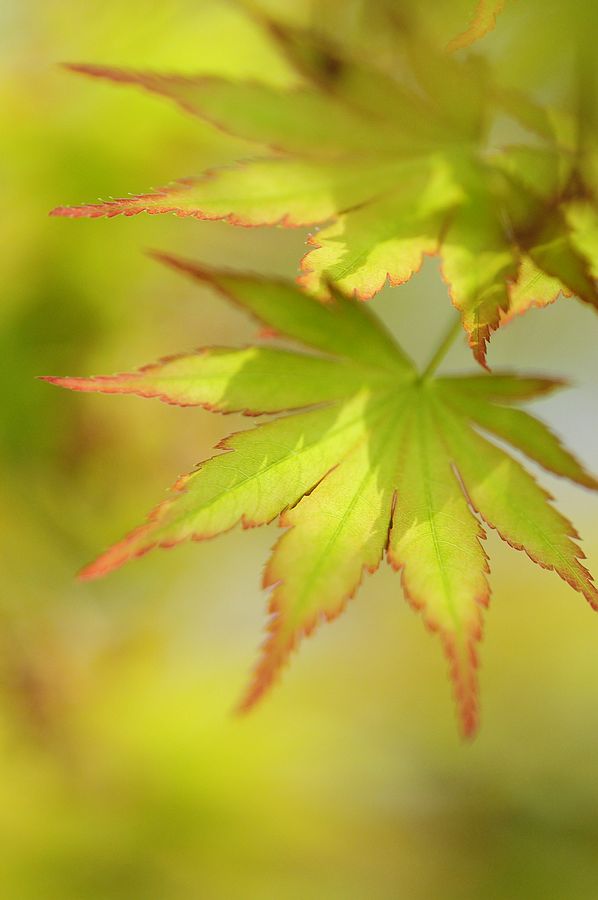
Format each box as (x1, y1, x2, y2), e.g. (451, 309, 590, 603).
(44, 259, 598, 736)
(51, 16, 598, 365)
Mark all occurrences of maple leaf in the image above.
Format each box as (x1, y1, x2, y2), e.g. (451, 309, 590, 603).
(50, 15, 598, 366)
(43, 256, 598, 737)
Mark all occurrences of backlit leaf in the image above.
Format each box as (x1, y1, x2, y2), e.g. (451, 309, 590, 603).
(51, 22, 598, 363)
(51, 157, 408, 227)
(41, 345, 392, 414)
(45, 264, 598, 736)
(63, 64, 414, 158)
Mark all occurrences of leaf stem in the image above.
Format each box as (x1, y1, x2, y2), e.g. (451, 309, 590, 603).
(419, 315, 463, 382)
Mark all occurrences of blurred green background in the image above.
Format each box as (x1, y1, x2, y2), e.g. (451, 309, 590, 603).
(2, 1, 598, 897)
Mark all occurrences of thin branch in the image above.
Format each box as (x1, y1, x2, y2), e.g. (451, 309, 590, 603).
(419, 315, 463, 381)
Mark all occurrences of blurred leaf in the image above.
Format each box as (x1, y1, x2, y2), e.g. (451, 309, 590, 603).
(446, 0, 507, 53)
(51, 24, 598, 365)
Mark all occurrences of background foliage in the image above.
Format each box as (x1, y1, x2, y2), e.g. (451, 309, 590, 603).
(2, 1, 598, 897)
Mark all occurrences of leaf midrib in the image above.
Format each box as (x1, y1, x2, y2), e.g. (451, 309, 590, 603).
(288, 395, 408, 620)
(416, 399, 462, 635)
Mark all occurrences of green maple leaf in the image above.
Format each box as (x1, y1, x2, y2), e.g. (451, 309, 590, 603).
(49, 15, 598, 366)
(43, 256, 598, 737)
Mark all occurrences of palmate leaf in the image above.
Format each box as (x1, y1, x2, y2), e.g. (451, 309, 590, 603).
(43, 258, 598, 737)
(50, 19, 598, 365)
